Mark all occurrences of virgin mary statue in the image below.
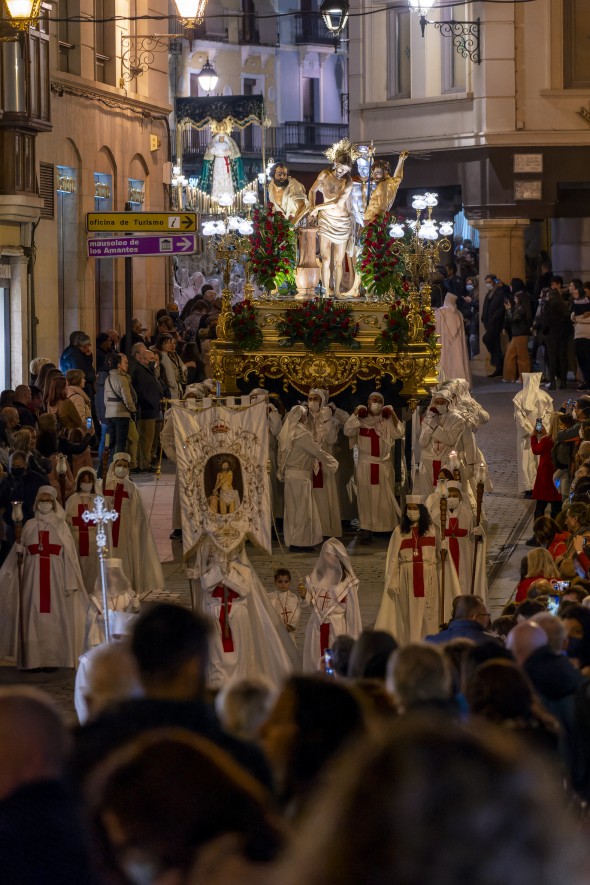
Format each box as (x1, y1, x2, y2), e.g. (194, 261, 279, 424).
(200, 119, 247, 201)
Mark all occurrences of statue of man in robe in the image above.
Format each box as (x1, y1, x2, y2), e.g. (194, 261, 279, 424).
(307, 139, 357, 297)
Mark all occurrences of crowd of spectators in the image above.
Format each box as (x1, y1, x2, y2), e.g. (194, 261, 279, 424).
(1, 598, 589, 883)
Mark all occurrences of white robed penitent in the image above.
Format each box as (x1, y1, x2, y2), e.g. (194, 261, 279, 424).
(513, 372, 554, 494)
(0, 487, 89, 669)
(103, 456, 164, 598)
(302, 538, 362, 672)
(171, 397, 299, 689)
(343, 395, 404, 532)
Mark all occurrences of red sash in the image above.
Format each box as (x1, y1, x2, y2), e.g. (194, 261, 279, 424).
(359, 427, 381, 484)
(320, 623, 331, 657)
(313, 463, 324, 489)
(27, 531, 62, 613)
(71, 503, 90, 556)
(103, 483, 129, 547)
(432, 459, 442, 487)
(445, 517, 468, 574)
(211, 585, 240, 653)
(399, 531, 436, 597)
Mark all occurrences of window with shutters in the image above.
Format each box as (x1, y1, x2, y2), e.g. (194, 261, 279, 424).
(39, 162, 55, 218)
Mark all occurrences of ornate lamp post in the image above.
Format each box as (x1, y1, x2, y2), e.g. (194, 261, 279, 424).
(389, 192, 453, 342)
(201, 190, 257, 341)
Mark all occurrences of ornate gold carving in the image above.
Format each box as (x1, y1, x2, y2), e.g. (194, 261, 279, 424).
(211, 298, 440, 402)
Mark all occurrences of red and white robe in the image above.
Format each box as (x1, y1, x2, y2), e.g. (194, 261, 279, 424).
(302, 574, 362, 672)
(66, 492, 98, 595)
(433, 503, 488, 602)
(376, 525, 457, 643)
(343, 413, 404, 532)
(0, 514, 88, 669)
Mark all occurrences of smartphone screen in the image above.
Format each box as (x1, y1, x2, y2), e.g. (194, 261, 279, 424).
(547, 594, 560, 615)
(323, 649, 334, 676)
(86, 417, 93, 429)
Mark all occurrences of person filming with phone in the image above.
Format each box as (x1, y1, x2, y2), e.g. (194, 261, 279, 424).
(529, 412, 563, 529)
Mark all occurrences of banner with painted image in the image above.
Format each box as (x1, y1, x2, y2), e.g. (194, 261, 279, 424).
(171, 399, 270, 564)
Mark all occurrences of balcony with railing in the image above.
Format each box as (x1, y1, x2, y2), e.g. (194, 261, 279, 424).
(179, 122, 348, 165)
(294, 13, 340, 45)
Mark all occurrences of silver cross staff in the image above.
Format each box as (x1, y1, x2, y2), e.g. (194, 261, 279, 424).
(82, 495, 119, 643)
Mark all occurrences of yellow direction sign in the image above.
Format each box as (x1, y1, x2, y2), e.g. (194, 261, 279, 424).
(86, 212, 197, 233)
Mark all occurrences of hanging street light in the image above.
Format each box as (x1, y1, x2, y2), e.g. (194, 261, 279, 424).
(2, 0, 42, 29)
(319, 0, 349, 36)
(197, 57, 219, 94)
(171, 0, 208, 28)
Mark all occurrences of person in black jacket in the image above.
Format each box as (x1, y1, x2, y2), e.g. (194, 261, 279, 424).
(542, 280, 572, 390)
(0, 452, 47, 562)
(129, 342, 168, 473)
(503, 280, 532, 382)
(59, 331, 96, 398)
(0, 688, 97, 885)
(70, 604, 273, 792)
(481, 273, 507, 376)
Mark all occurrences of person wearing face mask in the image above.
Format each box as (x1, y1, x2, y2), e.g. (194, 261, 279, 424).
(305, 389, 345, 539)
(278, 406, 338, 551)
(0, 452, 47, 562)
(302, 538, 362, 671)
(343, 392, 405, 544)
(435, 293, 472, 385)
(463, 275, 480, 358)
(417, 390, 465, 499)
(513, 373, 554, 497)
(65, 468, 103, 595)
(103, 454, 164, 598)
(0, 486, 88, 669)
(502, 280, 532, 383)
(481, 273, 507, 377)
(375, 495, 446, 643)
(129, 342, 168, 474)
(431, 482, 487, 599)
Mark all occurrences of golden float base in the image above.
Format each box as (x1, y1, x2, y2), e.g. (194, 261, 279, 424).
(210, 298, 440, 406)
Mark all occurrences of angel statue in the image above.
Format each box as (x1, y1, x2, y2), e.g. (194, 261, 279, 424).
(200, 119, 247, 202)
(308, 138, 359, 298)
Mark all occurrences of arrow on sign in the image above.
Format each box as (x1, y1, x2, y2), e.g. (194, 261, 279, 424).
(182, 215, 193, 229)
(177, 237, 193, 252)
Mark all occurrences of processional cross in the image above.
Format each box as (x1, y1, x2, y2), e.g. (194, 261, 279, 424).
(82, 495, 119, 643)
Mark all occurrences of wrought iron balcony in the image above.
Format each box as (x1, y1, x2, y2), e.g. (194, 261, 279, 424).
(294, 13, 341, 45)
(179, 122, 348, 163)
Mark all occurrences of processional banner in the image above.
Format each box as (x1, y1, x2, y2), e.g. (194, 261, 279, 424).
(171, 399, 270, 564)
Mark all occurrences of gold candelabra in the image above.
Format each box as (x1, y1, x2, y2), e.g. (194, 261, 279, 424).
(389, 192, 453, 343)
(202, 194, 257, 342)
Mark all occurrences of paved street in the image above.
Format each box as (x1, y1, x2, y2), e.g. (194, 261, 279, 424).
(0, 368, 561, 718)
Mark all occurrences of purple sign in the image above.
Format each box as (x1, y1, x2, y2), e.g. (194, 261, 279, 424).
(87, 234, 196, 258)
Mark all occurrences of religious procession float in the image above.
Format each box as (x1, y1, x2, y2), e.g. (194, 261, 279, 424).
(174, 98, 450, 407)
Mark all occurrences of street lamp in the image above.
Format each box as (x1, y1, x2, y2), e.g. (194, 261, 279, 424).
(2, 0, 41, 29)
(319, 0, 349, 35)
(407, 0, 436, 12)
(197, 57, 219, 94)
(171, 0, 208, 27)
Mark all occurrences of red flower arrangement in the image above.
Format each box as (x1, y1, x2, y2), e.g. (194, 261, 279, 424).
(277, 299, 360, 353)
(376, 298, 438, 352)
(357, 211, 406, 297)
(249, 206, 296, 293)
(229, 299, 263, 351)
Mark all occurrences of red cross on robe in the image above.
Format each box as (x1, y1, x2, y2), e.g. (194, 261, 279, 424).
(359, 427, 381, 484)
(27, 531, 63, 613)
(317, 589, 347, 657)
(211, 585, 240, 653)
(400, 530, 436, 597)
(103, 483, 129, 547)
(71, 503, 90, 557)
(444, 517, 468, 575)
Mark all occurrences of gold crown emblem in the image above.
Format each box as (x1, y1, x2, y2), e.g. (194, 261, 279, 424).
(210, 118, 233, 136)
